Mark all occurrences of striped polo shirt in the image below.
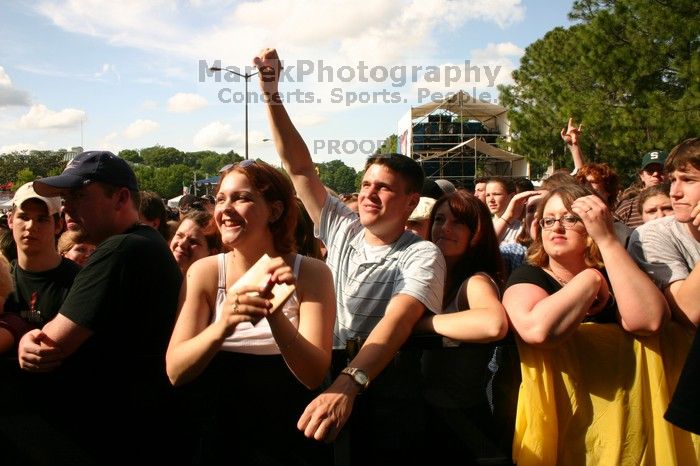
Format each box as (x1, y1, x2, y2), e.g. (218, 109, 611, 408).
(317, 195, 446, 349)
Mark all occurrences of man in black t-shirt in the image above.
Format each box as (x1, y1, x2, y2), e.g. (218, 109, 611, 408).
(15, 151, 183, 465)
(0, 182, 80, 354)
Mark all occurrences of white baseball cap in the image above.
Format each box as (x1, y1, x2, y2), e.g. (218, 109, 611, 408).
(12, 182, 62, 215)
(408, 197, 436, 222)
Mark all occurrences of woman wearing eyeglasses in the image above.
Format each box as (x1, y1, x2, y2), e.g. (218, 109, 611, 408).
(502, 183, 672, 465)
(166, 159, 335, 465)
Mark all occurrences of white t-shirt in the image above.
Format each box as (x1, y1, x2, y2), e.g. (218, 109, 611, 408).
(628, 215, 700, 289)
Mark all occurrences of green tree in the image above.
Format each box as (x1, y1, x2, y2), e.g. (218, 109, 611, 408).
(316, 160, 358, 194)
(196, 152, 243, 175)
(377, 134, 398, 154)
(15, 168, 36, 187)
(119, 149, 143, 164)
(499, 0, 700, 184)
(0, 150, 65, 185)
(141, 145, 184, 167)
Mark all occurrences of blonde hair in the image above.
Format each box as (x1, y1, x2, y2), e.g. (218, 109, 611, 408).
(57, 231, 78, 255)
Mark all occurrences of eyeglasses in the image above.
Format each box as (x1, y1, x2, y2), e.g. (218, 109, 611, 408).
(538, 214, 581, 230)
(218, 159, 257, 174)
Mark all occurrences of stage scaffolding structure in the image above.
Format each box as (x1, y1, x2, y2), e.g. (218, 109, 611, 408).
(397, 91, 528, 187)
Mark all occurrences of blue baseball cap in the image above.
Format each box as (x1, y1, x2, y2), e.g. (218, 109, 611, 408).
(33, 151, 138, 197)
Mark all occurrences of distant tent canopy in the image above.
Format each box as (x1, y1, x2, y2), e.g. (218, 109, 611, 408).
(195, 175, 220, 187)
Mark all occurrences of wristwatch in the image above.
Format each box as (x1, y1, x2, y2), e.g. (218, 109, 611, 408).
(341, 367, 370, 390)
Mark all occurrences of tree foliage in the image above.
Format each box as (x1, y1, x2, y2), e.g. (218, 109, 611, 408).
(377, 134, 398, 154)
(499, 0, 700, 183)
(0, 151, 66, 186)
(316, 160, 358, 194)
(0, 146, 241, 199)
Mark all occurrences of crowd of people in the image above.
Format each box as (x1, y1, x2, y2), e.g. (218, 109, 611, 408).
(0, 47, 698, 465)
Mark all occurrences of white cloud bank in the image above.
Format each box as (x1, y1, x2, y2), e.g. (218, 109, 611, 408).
(124, 119, 159, 139)
(167, 93, 208, 113)
(18, 104, 85, 129)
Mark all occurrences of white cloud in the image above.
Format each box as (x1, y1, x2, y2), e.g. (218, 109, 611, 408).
(410, 42, 525, 98)
(167, 93, 208, 113)
(97, 131, 122, 154)
(123, 119, 159, 139)
(0, 66, 31, 107)
(1, 142, 35, 153)
(33, 0, 526, 68)
(193, 121, 241, 149)
(141, 99, 159, 110)
(94, 63, 120, 81)
(472, 42, 525, 60)
(294, 113, 326, 127)
(18, 104, 86, 129)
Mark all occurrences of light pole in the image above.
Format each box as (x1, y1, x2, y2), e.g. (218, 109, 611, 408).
(210, 66, 259, 160)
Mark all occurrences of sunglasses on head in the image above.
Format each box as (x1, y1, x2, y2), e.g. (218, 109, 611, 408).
(218, 159, 257, 174)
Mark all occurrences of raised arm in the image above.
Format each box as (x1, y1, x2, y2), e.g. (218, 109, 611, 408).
(493, 190, 542, 241)
(254, 48, 328, 225)
(572, 195, 669, 334)
(561, 117, 585, 172)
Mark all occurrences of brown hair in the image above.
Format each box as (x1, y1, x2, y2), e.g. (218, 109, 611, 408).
(364, 153, 424, 194)
(216, 160, 298, 254)
(527, 184, 604, 269)
(574, 163, 620, 207)
(486, 176, 515, 194)
(429, 191, 505, 296)
(57, 230, 79, 255)
(179, 210, 222, 253)
(665, 137, 700, 173)
(636, 183, 671, 216)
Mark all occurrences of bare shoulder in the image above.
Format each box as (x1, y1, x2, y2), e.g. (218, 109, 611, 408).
(185, 254, 220, 292)
(294, 255, 333, 297)
(296, 255, 333, 282)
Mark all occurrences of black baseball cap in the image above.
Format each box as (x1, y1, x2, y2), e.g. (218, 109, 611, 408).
(34, 151, 139, 197)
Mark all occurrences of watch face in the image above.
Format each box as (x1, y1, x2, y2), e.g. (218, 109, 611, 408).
(355, 371, 369, 386)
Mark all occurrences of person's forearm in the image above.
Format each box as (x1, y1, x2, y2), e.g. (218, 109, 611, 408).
(524, 271, 600, 346)
(569, 142, 585, 170)
(345, 297, 424, 381)
(431, 308, 508, 342)
(264, 96, 327, 224)
(492, 216, 510, 241)
(599, 239, 669, 334)
(166, 325, 226, 386)
(267, 310, 330, 389)
(265, 98, 315, 176)
(667, 266, 700, 327)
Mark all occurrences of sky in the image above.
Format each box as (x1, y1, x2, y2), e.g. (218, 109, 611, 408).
(0, 0, 574, 171)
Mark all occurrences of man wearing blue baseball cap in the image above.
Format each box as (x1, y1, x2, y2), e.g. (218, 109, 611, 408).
(14, 151, 183, 464)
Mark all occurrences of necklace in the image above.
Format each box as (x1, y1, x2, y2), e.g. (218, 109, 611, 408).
(546, 267, 571, 286)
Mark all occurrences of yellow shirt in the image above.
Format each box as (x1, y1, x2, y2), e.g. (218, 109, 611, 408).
(513, 322, 700, 465)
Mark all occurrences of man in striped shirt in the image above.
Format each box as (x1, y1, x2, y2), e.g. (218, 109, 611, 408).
(256, 48, 446, 464)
